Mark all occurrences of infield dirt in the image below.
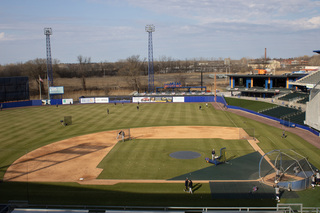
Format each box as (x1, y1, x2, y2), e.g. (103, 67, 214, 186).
(4, 126, 255, 184)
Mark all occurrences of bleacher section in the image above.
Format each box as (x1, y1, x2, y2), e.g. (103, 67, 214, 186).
(297, 96, 309, 104)
(260, 106, 301, 119)
(286, 112, 306, 126)
(295, 70, 320, 85)
(278, 92, 308, 101)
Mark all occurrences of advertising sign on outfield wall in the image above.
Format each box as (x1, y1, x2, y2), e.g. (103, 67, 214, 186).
(133, 96, 175, 103)
(62, 99, 73, 104)
(173, 97, 185, 102)
(133, 97, 151, 103)
(95, 97, 109, 103)
(152, 97, 173, 102)
(80, 98, 95, 104)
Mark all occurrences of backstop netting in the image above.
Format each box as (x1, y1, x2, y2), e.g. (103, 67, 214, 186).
(259, 149, 315, 191)
(116, 128, 131, 142)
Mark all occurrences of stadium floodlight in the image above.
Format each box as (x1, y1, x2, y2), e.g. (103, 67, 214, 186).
(145, 24, 155, 93)
(44, 28, 52, 35)
(44, 27, 53, 101)
(145, 24, 155, 33)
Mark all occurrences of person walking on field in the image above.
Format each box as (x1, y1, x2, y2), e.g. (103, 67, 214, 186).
(274, 184, 280, 202)
(311, 173, 316, 189)
(316, 169, 320, 186)
(188, 179, 193, 194)
(184, 177, 188, 192)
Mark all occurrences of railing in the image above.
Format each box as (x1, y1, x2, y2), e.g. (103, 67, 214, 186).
(1, 203, 319, 213)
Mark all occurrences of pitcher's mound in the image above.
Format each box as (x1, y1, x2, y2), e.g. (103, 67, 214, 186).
(170, 151, 201, 159)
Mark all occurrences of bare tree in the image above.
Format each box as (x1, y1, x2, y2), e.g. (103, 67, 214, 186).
(24, 59, 47, 94)
(0, 63, 25, 77)
(309, 55, 320, 66)
(117, 55, 145, 91)
(77, 55, 91, 91)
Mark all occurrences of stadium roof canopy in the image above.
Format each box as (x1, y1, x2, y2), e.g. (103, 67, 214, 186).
(313, 50, 320, 54)
(290, 70, 320, 88)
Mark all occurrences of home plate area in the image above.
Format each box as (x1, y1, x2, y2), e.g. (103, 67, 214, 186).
(169, 151, 300, 200)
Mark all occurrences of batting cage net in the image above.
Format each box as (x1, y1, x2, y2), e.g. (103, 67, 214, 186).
(259, 149, 315, 191)
(116, 128, 131, 142)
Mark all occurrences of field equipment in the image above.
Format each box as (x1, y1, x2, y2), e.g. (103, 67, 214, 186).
(116, 128, 131, 142)
(205, 147, 226, 165)
(259, 149, 315, 191)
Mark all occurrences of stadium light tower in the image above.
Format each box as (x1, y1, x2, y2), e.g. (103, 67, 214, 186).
(145, 24, 155, 93)
(44, 27, 53, 100)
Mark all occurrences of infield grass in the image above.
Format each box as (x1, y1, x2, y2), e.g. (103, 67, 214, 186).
(98, 139, 254, 179)
(0, 102, 319, 207)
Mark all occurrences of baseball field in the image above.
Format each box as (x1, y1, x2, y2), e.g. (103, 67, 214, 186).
(0, 101, 319, 207)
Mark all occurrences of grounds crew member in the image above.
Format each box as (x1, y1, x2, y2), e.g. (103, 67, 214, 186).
(184, 177, 188, 191)
(212, 149, 216, 160)
(188, 179, 193, 194)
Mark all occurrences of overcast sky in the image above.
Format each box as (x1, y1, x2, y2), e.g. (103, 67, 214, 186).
(1, 0, 320, 64)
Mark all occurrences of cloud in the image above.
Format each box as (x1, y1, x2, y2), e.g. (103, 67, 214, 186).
(0, 32, 4, 40)
(307, 16, 320, 28)
(126, 0, 320, 32)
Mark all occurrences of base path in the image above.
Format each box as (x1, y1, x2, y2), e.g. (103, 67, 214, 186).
(4, 126, 254, 184)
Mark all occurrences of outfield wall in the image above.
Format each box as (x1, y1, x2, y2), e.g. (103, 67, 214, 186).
(0, 99, 72, 109)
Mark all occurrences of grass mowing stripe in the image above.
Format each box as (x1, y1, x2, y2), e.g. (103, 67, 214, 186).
(0, 103, 319, 207)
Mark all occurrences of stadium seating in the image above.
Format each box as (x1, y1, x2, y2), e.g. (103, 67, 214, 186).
(278, 92, 308, 101)
(286, 112, 306, 126)
(260, 106, 301, 119)
(297, 96, 309, 104)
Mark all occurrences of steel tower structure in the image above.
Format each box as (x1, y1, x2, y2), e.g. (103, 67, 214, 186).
(44, 28, 53, 88)
(145, 24, 155, 93)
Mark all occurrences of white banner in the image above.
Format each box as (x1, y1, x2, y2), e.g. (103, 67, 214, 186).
(62, 99, 73, 104)
(132, 97, 151, 103)
(80, 98, 95, 104)
(173, 97, 184, 102)
(95, 97, 109, 103)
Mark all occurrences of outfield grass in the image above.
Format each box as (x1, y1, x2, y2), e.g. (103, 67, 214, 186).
(0, 102, 319, 207)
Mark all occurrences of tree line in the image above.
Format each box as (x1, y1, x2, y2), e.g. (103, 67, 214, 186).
(1, 54, 320, 83)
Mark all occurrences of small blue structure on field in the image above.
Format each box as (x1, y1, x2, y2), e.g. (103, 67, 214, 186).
(205, 147, 226, 166)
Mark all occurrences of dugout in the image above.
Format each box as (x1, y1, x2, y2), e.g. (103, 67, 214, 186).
(0, 77, 29, 102)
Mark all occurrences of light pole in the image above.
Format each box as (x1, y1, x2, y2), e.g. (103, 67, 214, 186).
(44, 27, 53, 102)
(145, 24, 155, 93)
